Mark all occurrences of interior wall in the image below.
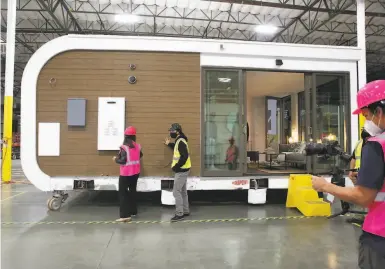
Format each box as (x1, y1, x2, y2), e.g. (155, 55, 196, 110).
(290, 93, 299, 142)
(246, 96, 266, 154)
(246, 71, 304, 154)
(251, 97, 266, 153)
(36, 51, 201, 177)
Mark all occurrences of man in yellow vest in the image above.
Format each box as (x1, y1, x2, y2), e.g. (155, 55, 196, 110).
(347, 128, 371, 224)
(349, 128, 371, 184)
(164, 123, 192, 222)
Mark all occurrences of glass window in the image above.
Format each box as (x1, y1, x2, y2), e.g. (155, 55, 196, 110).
(312, 75, 350, 173)
(203, 70, 243, 175)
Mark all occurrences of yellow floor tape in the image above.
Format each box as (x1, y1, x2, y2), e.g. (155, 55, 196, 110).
(0, 191, 26, 202)
(1, 215, 322, 226)
(351, 223, 362, 228)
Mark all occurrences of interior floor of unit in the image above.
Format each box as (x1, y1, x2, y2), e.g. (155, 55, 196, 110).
(3, 167, 362, 269)
(246, 167, 306, 175)
(205, 164, 307, 176)
(245, 169, 306, 176)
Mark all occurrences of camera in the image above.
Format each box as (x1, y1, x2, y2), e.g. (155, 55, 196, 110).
(303, 140, 352, 163)
(303, 140, 352, 187)
(303, 140, 363, 218)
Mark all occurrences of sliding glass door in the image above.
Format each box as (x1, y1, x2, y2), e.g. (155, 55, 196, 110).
(201, 69, 246, 177)
(305, 73, 350, 174)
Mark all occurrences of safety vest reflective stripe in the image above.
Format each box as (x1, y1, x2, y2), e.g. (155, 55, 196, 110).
(375, 192, 385, 202)
(121, 145, 140, 166)
(125, 160, 140, 165)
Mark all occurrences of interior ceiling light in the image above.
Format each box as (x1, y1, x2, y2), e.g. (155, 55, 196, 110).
(255, 24, 279, 34)
(218, 78, 231, 83)
(115, 14, 140, 24)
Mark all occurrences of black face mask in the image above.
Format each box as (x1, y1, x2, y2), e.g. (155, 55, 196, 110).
(170, 133, 177, 139)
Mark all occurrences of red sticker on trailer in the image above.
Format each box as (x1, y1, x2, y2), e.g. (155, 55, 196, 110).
(232, 180, 248, 186)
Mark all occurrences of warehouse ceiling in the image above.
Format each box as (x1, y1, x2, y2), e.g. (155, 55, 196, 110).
(1, 0, 385, 97)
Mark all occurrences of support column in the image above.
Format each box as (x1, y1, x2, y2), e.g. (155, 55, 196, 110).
(0, 0, 2, 181)
(357, 0, 366, 132)
(2, 0, 17, 182)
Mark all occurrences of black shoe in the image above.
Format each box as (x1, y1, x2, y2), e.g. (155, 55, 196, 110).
(171, 215, 185, 222)
(184, 213, 190, 217)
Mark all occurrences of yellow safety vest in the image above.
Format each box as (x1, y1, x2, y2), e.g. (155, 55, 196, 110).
(354, 139, 363, 169)
(172, 138, 192, 169)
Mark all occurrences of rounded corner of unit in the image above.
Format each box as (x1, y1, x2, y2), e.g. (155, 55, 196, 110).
(21, 157, 51, 188)
(23, 35, 72, 71)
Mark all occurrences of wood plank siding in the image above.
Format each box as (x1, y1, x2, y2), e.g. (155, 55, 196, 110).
(37, 51, 201, 177)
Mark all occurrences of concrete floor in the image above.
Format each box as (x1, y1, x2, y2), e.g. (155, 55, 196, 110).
(1, 162, 362, 269)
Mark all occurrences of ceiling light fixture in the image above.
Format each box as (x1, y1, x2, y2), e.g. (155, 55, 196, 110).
(115, 14, 140, 24)
(218, 78, 231, 83)
(255, 25, 279, 34)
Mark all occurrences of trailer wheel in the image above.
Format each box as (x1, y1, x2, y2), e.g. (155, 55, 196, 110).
(47, 197, 62, 211)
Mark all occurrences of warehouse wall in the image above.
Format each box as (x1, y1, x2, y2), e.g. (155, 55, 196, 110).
(36, 51, 201, 177)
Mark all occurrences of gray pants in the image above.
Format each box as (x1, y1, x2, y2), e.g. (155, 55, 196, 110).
(359, 238, 385, 269)
(173, 171, 189, 216)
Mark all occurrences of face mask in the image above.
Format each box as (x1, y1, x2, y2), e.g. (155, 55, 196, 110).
(170, 133, 177, 139)
(364, 120, 383, 136)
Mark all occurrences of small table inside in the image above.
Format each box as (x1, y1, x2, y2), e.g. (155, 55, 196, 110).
(258, 152, 287, 170)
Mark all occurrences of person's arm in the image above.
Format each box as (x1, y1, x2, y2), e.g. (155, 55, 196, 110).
(322, 183, 379, 208)
(349, 158, 355, 169)
(319, 142, 384, 207)
(115, 148, 127, 165)
(168, 143, 175, 150)
(140, 150, 143, 158)
(173, 141, 188, 170)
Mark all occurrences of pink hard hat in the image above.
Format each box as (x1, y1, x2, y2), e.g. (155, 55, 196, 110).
(124, 126, 136, 135)
(353, 80, 385, 115)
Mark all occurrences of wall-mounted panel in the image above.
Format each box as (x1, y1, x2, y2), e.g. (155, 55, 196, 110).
(97, 97, 125, 150)
(38, 123, 60, 156)
(67, 98, 86, 126)
(36, 51, 200, 177)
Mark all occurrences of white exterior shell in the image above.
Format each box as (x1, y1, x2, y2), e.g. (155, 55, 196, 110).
(21, 35, 360, 198)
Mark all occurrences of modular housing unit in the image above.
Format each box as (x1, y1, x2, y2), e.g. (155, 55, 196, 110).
(21, 35, 360, 204)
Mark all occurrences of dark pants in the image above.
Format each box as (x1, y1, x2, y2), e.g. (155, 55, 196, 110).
(359, 235, 385, 269)
(173, 171, 189, 216)
(118, 174, 139, 218)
